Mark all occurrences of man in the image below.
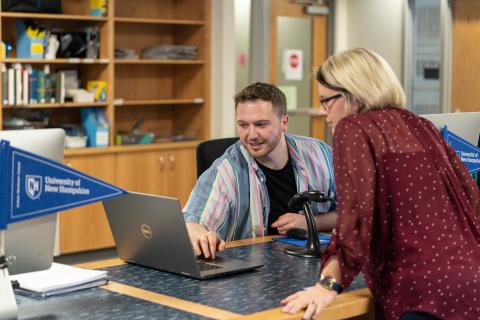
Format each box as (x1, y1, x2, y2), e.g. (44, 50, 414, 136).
(184, 82, 337, 258)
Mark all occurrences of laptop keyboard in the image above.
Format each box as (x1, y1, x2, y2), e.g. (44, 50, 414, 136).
(197, 260, 223, 271)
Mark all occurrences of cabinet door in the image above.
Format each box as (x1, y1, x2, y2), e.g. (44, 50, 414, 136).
(116, 150, 167, 195)
(163, 147, 196, 206)
(60, 154, 116, 254)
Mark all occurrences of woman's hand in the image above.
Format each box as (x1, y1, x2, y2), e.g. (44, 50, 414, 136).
(281, 283, 337, 320)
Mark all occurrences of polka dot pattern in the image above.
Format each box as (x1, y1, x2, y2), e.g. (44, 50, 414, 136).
(321, 108, 480, 319)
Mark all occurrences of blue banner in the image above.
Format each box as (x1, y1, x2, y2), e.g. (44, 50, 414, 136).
(0, 140, 127, 230)
(441, 126, 480, 174)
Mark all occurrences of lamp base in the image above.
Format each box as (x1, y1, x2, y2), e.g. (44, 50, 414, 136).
(284, 246, 321, 258)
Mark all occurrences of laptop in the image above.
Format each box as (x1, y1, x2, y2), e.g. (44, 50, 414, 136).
(102, 192, 263, 279)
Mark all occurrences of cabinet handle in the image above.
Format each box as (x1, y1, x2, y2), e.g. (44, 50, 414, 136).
(158, 156, 165, 171)
(66, 162, 72, 167)
(168, 154, 175, 170)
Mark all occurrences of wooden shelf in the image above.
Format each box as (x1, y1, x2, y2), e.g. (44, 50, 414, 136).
(0, 12, 108, 21)
(1, 0, 211, 254)
(114, 59, 204, 65)
(2, 58, 110, 64)
(114, 17, 204, 26)
(64, 140, 201, 156)
(115, 99, 204, 106)
(3, 102, 109, 109)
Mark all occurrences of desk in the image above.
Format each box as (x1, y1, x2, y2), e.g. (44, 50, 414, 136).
(17, 237, 373, 319)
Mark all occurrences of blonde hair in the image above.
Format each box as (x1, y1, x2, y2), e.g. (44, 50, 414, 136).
(316, 48, 406, 112)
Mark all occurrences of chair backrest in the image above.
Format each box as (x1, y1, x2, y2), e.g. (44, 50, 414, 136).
(196, 137, 239, 178)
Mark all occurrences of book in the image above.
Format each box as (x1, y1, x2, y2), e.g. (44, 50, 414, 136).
(29, 67, 38, 104)
(22, 68, 29, 105)
(14, 63, 22, 105)
(10, 262, 108, 297)
(37, 70, 46, 103)
(1, 63, 7, 106)
(55, 71, 65, 104)
(7, 67, 15, 106)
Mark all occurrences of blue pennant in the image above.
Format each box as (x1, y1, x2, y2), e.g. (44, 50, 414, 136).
(441, 126, 480, 174)
(0, 140, 128, 230)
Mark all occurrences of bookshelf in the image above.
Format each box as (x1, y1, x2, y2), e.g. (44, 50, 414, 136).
(0, 0, 210, 253)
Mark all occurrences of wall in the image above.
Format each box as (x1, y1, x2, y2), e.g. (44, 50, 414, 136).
(234, 0, 252, 93)
(333, 0, 405, 81)
(211, 0, 236, 138)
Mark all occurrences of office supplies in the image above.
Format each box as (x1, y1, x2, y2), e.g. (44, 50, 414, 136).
(90, 0, 107, 16)
(103, 192, 263, 279)
(16, 20, 45, 59)
(81, 108, 109, 147)
(10, 262, 107, 297)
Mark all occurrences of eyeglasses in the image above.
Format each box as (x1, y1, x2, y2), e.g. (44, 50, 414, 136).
(319, 93, 342, 113)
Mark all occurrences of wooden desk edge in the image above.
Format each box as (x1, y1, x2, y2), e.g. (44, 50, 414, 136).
(75, 237, 373, 320)
(229, 288, 373, 320)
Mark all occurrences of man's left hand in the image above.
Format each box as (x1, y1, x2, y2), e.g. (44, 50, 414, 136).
(271, 213, 306, 235)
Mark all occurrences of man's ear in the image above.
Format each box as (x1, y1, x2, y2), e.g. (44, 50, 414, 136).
(282, 115, 289, 132)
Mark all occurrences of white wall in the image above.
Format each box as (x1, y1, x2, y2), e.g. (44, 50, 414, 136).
(334, 0, 405, 81)
(211, 0, 236, 138)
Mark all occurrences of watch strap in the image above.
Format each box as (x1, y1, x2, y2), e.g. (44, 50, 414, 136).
(318, 275, 343, 294)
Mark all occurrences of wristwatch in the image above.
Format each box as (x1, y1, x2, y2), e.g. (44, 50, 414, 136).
(318, 274, 342, 294)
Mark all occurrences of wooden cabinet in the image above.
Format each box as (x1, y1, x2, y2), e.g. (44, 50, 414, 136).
(60, 153, 116, 254)
(162, 148, 196, 205)
(60, 143, 196, 253)
(116, 146, 196, 206)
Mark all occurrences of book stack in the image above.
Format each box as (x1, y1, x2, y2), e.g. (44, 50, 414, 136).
(9, 263, 108, 297)
(1, 63, 67, 106)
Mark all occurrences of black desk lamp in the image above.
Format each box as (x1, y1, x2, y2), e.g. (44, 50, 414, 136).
(284, 191, 332, 258)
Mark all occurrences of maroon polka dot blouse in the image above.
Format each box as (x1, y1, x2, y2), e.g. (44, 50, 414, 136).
(321, 108, 480, 319)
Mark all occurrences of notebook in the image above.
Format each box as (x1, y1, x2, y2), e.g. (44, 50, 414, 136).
(10, 263, 108, 297)
(102, 192, 263, 280)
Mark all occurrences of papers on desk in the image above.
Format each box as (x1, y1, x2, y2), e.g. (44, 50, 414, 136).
(9, 262, 108, 297)
(272, 233, 331, 247)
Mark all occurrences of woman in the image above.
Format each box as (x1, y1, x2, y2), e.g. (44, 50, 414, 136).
(281, 48, 480, 320)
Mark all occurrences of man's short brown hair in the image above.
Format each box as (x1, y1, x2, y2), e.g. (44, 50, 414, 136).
(234, 82, 287, 117)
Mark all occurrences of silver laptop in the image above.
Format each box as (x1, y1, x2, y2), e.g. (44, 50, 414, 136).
(102, 192, 263, 279)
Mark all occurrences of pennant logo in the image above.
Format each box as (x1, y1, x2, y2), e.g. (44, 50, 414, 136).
(26, 175, 43, 200)
(1, 140, 128, 229)
(441, 126, 480, 174)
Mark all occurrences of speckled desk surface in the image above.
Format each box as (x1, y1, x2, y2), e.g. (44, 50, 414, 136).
(15, 238, 372, 320)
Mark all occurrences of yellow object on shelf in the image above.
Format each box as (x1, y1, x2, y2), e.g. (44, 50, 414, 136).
(90, 0, 107, 17)
(1, 42, 6, 59)
(86, 81, 107, 102)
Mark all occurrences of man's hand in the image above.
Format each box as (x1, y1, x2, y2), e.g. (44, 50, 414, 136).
(186, 223, 226, 259)
(271, 211, 338, 235)
(270, 213, 307, 235)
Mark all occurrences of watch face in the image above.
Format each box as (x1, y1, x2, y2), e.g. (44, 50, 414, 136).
(319, 276, 342, 294)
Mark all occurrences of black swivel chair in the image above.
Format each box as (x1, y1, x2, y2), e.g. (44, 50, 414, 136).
(196, 137, 239, 178)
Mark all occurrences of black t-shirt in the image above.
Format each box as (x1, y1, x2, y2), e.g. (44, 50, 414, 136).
(256, 158, 297, 235)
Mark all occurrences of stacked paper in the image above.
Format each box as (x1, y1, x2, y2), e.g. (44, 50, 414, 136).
(10, 263, 108, 297)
